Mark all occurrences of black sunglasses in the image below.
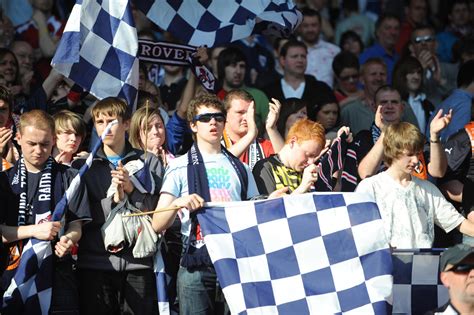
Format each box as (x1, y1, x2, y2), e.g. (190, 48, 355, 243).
(414, 35, 435, 44)
(193, 112, 226, 123)
(448, 263, 474, 273)
(340, 74, 359, 82)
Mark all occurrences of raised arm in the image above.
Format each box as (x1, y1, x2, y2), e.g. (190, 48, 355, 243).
(265, 98, 285, 153)
(427, 109, 451, 178)
(227, 101, 258, 157)
(358, 105, 384, 179)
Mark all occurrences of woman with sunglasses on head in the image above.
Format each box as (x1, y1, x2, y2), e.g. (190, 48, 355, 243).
(332, 51, 364, 108)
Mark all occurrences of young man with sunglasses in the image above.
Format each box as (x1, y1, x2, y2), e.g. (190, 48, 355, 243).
(428, 244, 474, 314)
(151, 94, 263, 314)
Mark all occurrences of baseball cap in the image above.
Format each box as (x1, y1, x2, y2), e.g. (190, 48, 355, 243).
(440, 244, 474, 272)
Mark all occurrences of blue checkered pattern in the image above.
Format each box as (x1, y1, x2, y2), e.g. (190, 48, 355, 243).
(392, 249, 449, 315)
(52, 0, 138, 107)
(2, 121, 117, 315)
(197, 193, 393, 314)
(136, 0, 302, 46)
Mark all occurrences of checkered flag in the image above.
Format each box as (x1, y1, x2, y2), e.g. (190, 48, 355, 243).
(197, 193, 393, 314)
(52, 0, 139, 107)
(2, 121, 117, 315)
(392, 249, 449, 315)
(136, 0, 302, 46)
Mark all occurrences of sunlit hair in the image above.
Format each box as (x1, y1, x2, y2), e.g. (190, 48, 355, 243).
(285, 118, 325, 148)
(383, 122, 424, 166)
(91, 97, 130, 123)
(19, 109, 55, 134)
(53, 110, 86, 141)
(129, 106, 166, 150)
(223, 89, 254, 111)
(186, 93, 225, 124)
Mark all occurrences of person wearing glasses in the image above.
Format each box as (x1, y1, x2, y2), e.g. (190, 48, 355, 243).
(151, 94, 283, 314)
(408, 25, 458, 107)
(426, 244, 474, 314)
(355, 122, 474, 249)
(332, 51, 364, 108)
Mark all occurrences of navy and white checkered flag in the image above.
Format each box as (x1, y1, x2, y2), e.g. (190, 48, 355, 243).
(392, 249, 449, 315)
(136, 0, 302, 46)
(197, 193, 393, 314)
(52, 0, 138, 107)
(2, 120, 117, 315)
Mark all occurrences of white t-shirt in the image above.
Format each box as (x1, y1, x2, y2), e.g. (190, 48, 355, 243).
(356, 171, 464, 249)
(161, 152, 259, 247)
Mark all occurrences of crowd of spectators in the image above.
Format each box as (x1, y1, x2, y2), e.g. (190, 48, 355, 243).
(0, 0, 473, 313)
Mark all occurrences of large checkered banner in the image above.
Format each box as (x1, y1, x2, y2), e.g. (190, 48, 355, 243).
(136, 0, 302, 47)
(392, 249, 449, 315)
(52, 0, 139, 107)
(197, 193, 393, 314)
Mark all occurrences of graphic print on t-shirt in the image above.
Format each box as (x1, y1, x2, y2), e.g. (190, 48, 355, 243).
(207, 167, 233, 202)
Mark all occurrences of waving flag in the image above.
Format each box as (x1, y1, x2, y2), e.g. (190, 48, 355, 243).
(135, 0, 302, 46)
(197, 193, 393, 314)
(2, 120, 118, 315)
(52, 0, 138, 107)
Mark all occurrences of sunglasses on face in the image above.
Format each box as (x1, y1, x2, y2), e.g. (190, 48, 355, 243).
(193, 112, 226, 123)
(448, 263, 474, 273)
(414, 35, 435, 44)
(340, 74, 359, 82)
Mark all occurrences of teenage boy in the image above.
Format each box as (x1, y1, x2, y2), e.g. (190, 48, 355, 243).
(222, 89, 274, 169)
(0, 109, 90, 313)
(152, 94, 268, 314)
(253, 119, 351, 195)
(356, 122, 474, 249)
(71, 97, 164, 315)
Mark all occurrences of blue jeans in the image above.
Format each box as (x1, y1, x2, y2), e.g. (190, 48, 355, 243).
(177, 266, 229, 315)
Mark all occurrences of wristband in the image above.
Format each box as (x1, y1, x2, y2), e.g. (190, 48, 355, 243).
(430, 138, 440, 144)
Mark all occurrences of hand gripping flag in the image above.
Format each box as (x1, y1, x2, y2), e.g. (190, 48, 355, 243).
(2, 120, 118, 315)
(52, 0, 138, 107)
(136, 0, 302, 46)
(197, 192, 393, 314)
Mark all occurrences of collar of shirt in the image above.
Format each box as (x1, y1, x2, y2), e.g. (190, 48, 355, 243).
(408, 93, 426, 103)
(281, 78, 305, 98)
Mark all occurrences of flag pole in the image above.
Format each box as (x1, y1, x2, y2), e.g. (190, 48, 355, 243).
(121, 206, 182, 217)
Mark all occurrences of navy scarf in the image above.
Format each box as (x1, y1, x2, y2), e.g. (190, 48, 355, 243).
(2, 157, 63, 289)
(181, 143, 247, 268)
